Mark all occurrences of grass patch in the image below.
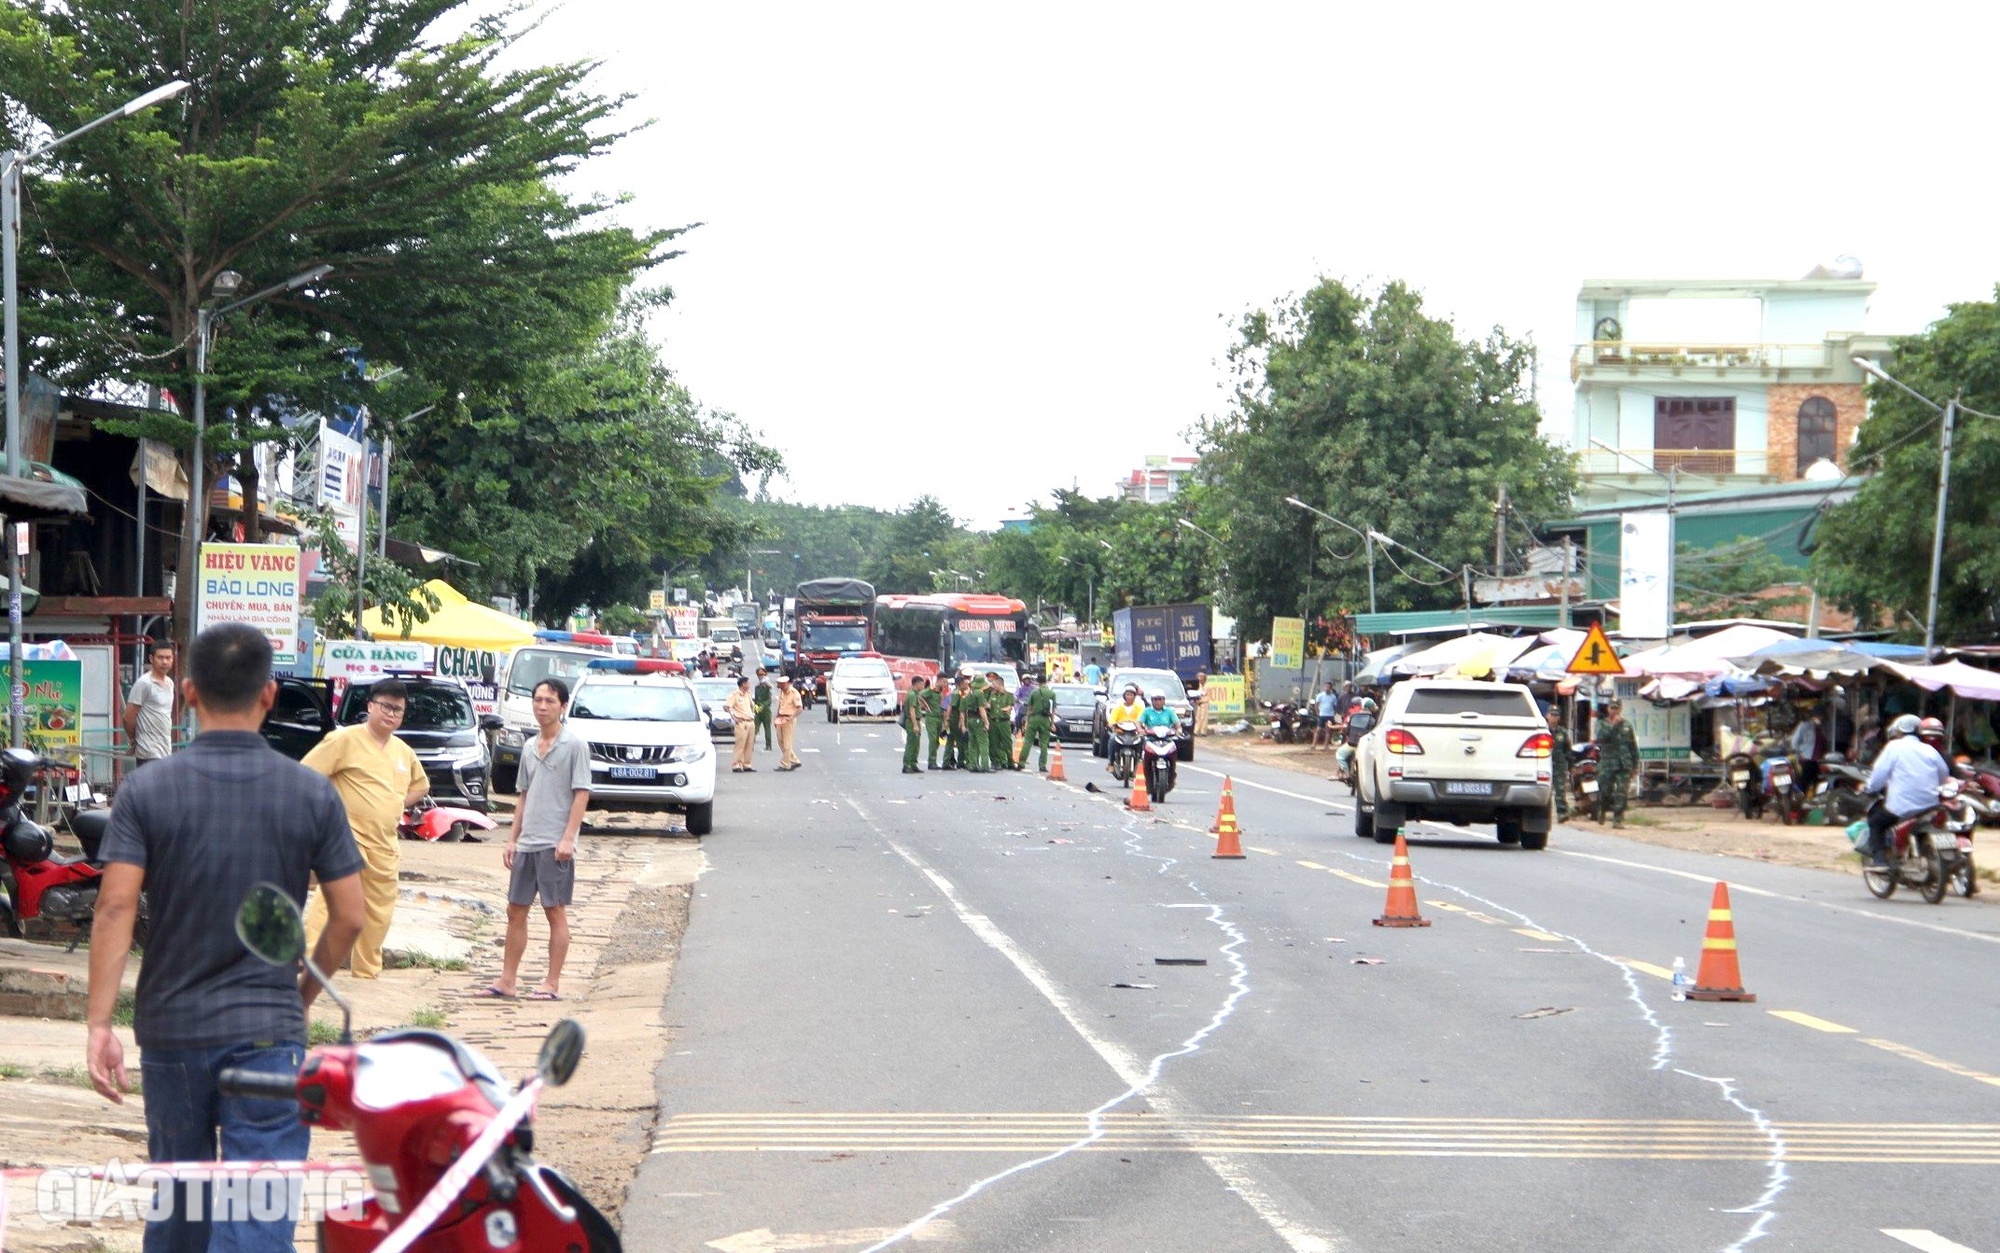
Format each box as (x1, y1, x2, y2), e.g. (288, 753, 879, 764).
(308, 1019, 344, 1046)
(391, 949, 470, 972)
(0, 1061, 29, 1079)
(407, 1007, 448, 1030)
(112, 990, 136, 1027)
(37, 1064, 135, 1093)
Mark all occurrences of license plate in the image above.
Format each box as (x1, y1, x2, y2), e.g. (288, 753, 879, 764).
(609, 765, 657, 781)
(1580, 779, 1599, 794)
(1443, 780, 1494, 796)
(1730, 771, 1750, 786)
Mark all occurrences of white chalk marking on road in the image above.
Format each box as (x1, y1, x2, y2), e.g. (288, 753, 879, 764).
(1882, 1231, 1987, 1253)
(1767, 1010, 1857, 1035)
(842, 795, 1337, 1253)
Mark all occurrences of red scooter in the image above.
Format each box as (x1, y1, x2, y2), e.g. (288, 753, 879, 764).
(1861, 782, 1972, 905)
(400, 797, 498, 843)
(221, 885, 620, 1253)
(0, 749, 145, 948)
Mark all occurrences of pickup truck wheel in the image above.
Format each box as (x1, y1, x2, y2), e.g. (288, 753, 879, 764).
(492, 764, 517, 795)
(1354, 805, 1375, 839)
(1496, 816, 1522, 845)
(827, 704, 838, 724)
(1372, 803, 1404, 844)
(1518, 825, 1549, 851)
(684, 801, 714, 836)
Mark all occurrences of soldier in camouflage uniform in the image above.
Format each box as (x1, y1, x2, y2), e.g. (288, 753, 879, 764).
(1547, 705, 1572, 821)
(1594, 700, 1640, 828)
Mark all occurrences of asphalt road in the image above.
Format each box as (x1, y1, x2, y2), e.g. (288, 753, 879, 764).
(622, 719, 2000, 1253)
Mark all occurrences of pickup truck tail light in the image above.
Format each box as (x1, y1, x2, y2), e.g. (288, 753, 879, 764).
(1517, 732, 1553, 758)
(1384, 728, 1424, 755)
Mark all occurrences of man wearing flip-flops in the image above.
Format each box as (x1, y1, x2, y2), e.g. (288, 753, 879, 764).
(483, 675, 590, 1002)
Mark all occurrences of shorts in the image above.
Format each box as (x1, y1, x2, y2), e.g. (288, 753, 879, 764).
(507, 847, 575, 908)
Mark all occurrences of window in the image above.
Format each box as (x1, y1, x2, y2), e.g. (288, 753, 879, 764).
(1797, 397, 1837, 474)
(1404, 688, 1540, 719)
(1653, 398, 1737, 474)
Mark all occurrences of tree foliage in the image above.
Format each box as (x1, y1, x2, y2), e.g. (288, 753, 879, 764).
(1198, 279, 1573, 640)
(1811, 292, 2000, 640)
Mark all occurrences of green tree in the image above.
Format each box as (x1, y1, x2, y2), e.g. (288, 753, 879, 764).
(1200, 279, 1572, 641)
(0, 0, 673, 642)
(866, 496, 964, 593)
(1676, 537, 1809, 621)
(1811, 293, 2000, 639)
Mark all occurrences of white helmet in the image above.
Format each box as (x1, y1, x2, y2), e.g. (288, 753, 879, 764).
(1889, 713, 1920, 738)
(1150, 689, 1167, 702)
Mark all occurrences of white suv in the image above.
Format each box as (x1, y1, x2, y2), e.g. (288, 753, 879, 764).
(1353, 679, 1553, 849)
(565, 671, 717, 835)
(827, 654, 898, 723)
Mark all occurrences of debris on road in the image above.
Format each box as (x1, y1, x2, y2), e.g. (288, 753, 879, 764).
(1109, 982, 1157, 990)
(1154, 957, 1207, 966)
(1515, 1006, 1575, 1019)
(1351, 957, 1386, 966)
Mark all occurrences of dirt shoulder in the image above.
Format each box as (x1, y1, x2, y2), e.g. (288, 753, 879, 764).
(1197, 733, 1996, 884)
(0, 805, 700, 1253)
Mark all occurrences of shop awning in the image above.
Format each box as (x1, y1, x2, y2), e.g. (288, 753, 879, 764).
(0, 465, 86, 521)
(1883, 659, 2000, 702)
(362, 579, 537, 651)
(1733, 637, 1879, 676)
(1391, 632, 1536, 679)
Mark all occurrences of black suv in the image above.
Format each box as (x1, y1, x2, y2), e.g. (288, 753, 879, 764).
(260, 674, 496, 811)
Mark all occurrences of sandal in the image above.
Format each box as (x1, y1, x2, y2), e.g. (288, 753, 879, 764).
(525, 989, 562, 1001)
(474, 985, 516, 999)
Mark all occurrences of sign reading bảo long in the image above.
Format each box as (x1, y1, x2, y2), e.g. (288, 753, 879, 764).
(196, 542, 302, 665)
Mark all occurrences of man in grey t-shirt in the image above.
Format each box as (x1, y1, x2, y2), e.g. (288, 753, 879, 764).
(488, 676, 591, 1001)
(122, 641, 177, 763)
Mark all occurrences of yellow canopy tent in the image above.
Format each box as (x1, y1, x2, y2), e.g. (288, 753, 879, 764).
(361, 580, 537, 651)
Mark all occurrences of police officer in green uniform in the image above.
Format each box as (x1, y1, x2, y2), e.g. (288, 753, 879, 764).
(1595, 700, 1639, 827)
(984, 673, 1013, 771)
(919, 674, 945, 769)
(900, 676, 928, 773)
(1546, 704, 1572, 821)
(1019, 674, 1055, 771)
(753, 667, 774, 751)
(958, 674, 989, 772)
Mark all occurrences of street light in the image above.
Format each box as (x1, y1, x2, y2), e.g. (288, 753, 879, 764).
(1588, 437, 1678, 638)
(2, 79, 190, 746)
(1852, 356, 1962, 659)
(1285, 496, 1377, 614)
(747, 549, 780, 601)
(175, 263, 334, 651)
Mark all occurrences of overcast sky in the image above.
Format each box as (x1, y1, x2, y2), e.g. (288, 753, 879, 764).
(512, 2, 2000, 529)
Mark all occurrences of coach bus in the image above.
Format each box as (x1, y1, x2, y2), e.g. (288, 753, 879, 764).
(874, 593, 1029, 691)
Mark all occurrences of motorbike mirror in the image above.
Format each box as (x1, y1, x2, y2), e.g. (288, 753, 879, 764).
(236, 884, 307, 966)
(536, 1018, 586, 1087)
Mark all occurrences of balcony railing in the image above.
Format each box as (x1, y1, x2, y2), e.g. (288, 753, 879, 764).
(1570, 341, 1838, 380)
(1574, 448, 1770, 478)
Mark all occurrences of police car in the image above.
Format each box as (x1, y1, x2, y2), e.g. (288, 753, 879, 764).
(564, 658, 716, 835)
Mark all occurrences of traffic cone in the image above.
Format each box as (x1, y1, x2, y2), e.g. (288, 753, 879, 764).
(1013, 732, 1025, 768)
(1685, 881, 1756, 1002)
(1373, 831, 1431, 927)
(1126, 766, 1151, 811)
(1048, 740, 1066, 781)
(1212, 776, 1245, 859)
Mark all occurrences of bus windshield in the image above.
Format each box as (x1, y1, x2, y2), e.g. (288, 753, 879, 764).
(802, 622, 869, 652)
(953, 620, 1018, 664)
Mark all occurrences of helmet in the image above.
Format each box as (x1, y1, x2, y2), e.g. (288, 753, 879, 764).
(1149, 689, 1167, 702)
(1123, 684, 1140, 697)
(2, 818, 53, 866)
(1359, 697, 1378, 712)
(1889, 713, 1920, 738)
(1918, 716, 1947, 744)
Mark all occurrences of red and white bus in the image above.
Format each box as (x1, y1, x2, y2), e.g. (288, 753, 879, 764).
(874, 593, 1029, 692)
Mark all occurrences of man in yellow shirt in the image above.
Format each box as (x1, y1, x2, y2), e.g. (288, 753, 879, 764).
(303, 678, 429, 977)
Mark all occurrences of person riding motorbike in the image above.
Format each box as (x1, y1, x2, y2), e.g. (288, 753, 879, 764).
(1865, 713, 1952, 868)
(1140, 689, 1180, 731)
(1105, 684, 1145, 775)
(1333, 697, 1378, 782)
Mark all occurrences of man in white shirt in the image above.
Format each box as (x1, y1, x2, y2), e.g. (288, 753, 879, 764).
(121, 642, 177, 766)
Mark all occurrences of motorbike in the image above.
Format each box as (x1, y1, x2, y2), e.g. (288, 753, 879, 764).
(222, 884, 621, 1253)
(1760, 748, 1805, 825)
(1108, 724, 1143, 785)
(1812, 753, 1874, 823)
(1142, 724, 1180, 803)
(0, 749, 146, 949)
(1950, 757, 2000, 830)
(1725, 749, 1801, 821)
(1569, 741, 1600, 812)
(1860, 782, 1971, 905)
(1261, 700, 1301, 744)
(400, 796, 498, 843)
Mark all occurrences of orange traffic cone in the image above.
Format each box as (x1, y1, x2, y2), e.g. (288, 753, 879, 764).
(1126, 766, 1151, 811)
(1373, 831, 1431, 927)
(1013, 732, 1025, 768)
(1048, 740, 1067, 782)
(1212, 776, 1245, 859)
(1685, 881, 1756, 1002)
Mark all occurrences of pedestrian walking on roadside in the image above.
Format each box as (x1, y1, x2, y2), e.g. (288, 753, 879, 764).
(1594, 700, 1639, 827)
(1311, 682, 1339, 749)
(1190, 669, 1210, 736)
(753, 667, 775, 751)
(1019, 673, 1054, 770)
(986, 672, 1016, 770)
(726, 675, 756, 772)
(1546, 705, 1572, 822)
(901, 676, 929, 773)
(774, 674, 804, 770)
(920, 672, 945, 768)
(122, 639, 177, 768)
(87, 623, 367, 1253)
(302, 677, 431, 980)
(492, 677, 590, 1000)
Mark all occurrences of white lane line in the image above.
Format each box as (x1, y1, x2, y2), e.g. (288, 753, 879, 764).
(1184, 764, 1334, 807)
(1553, 849, 1782, 897)
(1883, 1231, 1987, 1253)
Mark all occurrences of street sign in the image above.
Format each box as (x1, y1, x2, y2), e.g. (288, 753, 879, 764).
(648, 589, 667, 611)
(1566, 622, 1625, 676)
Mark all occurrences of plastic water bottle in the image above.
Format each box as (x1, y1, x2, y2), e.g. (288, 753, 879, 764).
(1670, 956, 1689, 1001)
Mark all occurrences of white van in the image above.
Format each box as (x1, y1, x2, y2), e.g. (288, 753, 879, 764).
(490, 644, 605, 792)
(699, 617, 742, 644)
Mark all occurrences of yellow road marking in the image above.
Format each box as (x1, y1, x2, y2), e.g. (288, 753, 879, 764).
(1768, 1010, 1857, 1035)
(1622, 960, 1675, 980)
(1514, 928, 1566, 942)
(1425, 899, 1469, 913)
(1862, 1039, 2000, 1088)
(1296, 859, 1328, 870)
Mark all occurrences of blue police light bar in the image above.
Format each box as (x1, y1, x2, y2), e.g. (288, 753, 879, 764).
(584, 657, 685, 674)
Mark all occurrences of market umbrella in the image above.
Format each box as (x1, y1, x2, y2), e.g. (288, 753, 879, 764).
(1883, 659, 2000, 702)
(361, 579, 538, 651)
(1733, 637, 1878, 676)
(1353, 642, 1420, 686)
(1391, 633, 1535, 678)
(1625, 624, 1795, 679)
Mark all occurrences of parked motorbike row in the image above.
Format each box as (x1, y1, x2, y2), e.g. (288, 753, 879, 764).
(0, 748, 144, 948)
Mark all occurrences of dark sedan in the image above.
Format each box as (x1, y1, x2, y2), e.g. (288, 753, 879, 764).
(1049, 683, 1100, 743)
(690, 677, 740, 742)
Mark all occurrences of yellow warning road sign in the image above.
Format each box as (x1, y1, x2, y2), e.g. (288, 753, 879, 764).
(1566, 622, 1626, 676)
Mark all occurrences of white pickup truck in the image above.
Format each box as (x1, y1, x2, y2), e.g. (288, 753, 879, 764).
(1353, 679, 1555, 849)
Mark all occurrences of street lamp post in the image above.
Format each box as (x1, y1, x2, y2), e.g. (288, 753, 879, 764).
(176, 264, 333, 657)
(747, 549, 780, 601)
(1284, 496, 1376, 614)
(3, 79, 189, 746)
(1851, 357, 1961, 660)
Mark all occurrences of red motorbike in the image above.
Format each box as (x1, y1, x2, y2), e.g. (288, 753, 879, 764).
(0, 749, 145, 947)
(222, 885, 620, 1253)
(1862, 781, 1974, 904)
(400, 797, 497, 843)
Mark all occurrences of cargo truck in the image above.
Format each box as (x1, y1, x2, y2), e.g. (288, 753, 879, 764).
(1112, 603, 1212, 682)
(791, 578, 876, 682)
